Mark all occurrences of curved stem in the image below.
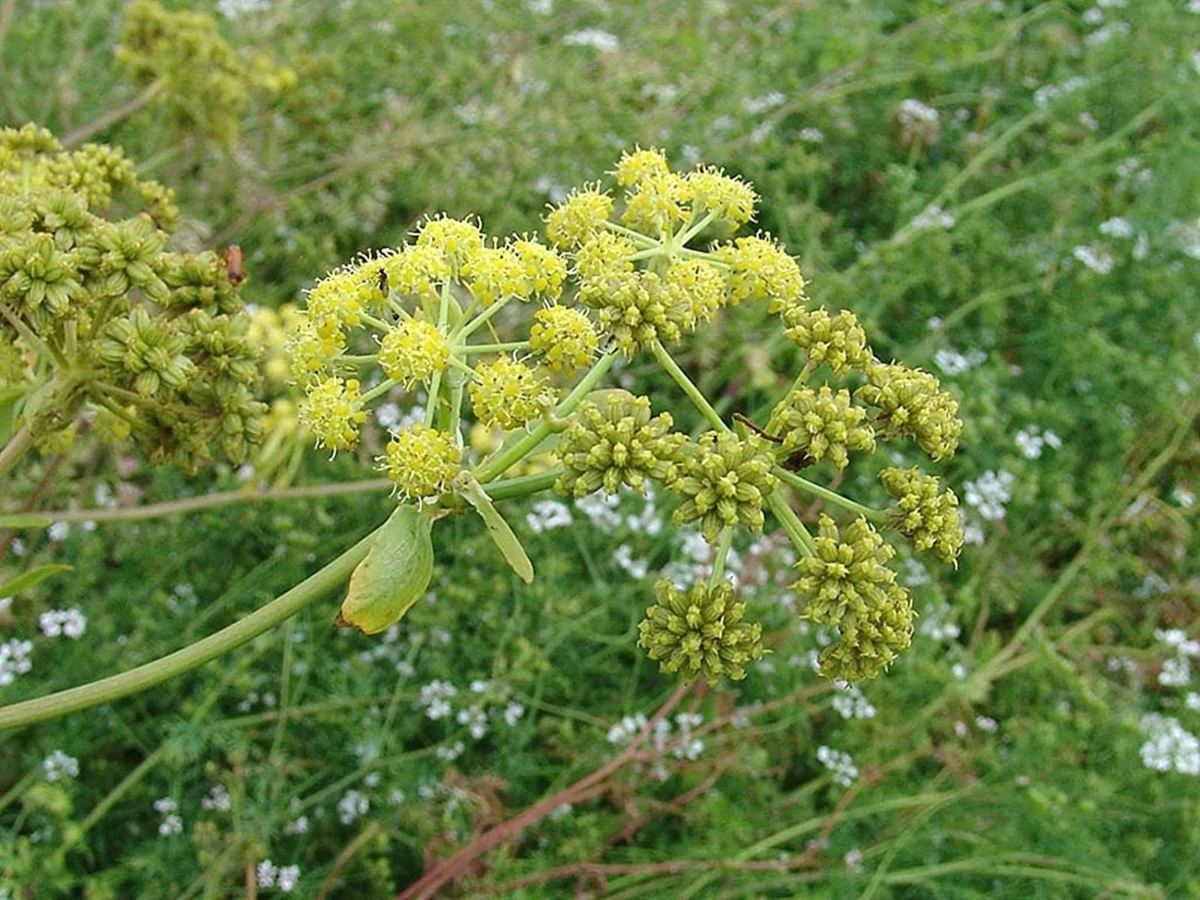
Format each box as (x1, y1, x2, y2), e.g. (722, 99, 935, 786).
(0, 530, 378, 730)
(772, 466, 887, 524)
(483, 469, 562, 501)
(359, 378, 397, 405)
(60, 78, 167, 148)
(649, 340, 729, 434)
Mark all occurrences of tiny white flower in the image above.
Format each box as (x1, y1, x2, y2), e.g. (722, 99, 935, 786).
(42, 750, 79, 782)
(337, 790, 369, 825)
(256, 860, 278, 888)
(201, 784, 231, 812)
(503, 701, 525, 727)
(1072, 244, 1114, 275)
(1099, 216, 1134, 239)
(816, 745, 859, 787)
(975, 716, 999, 733)
(47, 522, 70, 542)
(277, 865, 300, 893)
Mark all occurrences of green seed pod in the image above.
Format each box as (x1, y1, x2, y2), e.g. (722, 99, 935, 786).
(335, 504, 434, 634)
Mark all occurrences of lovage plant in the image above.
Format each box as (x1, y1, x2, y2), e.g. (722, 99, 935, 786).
(0, 147, 964, 730)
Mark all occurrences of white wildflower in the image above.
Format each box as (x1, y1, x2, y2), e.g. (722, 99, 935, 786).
(42, 750, 79, 782)
(910, 205, 956, 232)
(743, 92, 787, 115)
(503, 701, 525, 726)
(1140, 714, 1200, 775)
(201, 784, 231, 812)
(831, 683, 877, 720)
(816, 746, 859, 787)
(1099, 216, 1134, 239)
(38, 608, 87, 639)
(607, 713, 647, 747)
(417, 680, 458, 720)
(456, 706, 488, 740)
(963, 470, 1015, 521)
(47, 522, 70, 542)
(336, 790, 369, 825)
(0, 639, 33, 685)
(525, 499, 572, 533)
(1072, 244, 1114, 274)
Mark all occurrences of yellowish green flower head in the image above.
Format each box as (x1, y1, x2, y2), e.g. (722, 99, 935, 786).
(510, 237, 568, 302)
(880, 466, 964, 564)
(673, 432, 778, 543)
(383, 423, 461, 501)
(621, 172, 695, 238)
(773, 385, 876, 470)
(579, 270, 692, 357)
(638, 580, 765, 684)
(460, 246, 525, 306)
(378, 318, 450, 387)
(574, 231, 636, 281)
(298, 376, 367, 453)
(555, 392, 686, 496)
(685, 166, 758, 229)
(529, 305, 598, 373)
(468, 356, 554, 431)
(665, 259, 727, 324)
(0, 123, 263, 472)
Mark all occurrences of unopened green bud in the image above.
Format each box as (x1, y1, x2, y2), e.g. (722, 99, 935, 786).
(781, 306, 872, 376)
(638, 579, 764, 684)
(856, 362, 962, 461)
(579, 270, 692, 357)
(880, 466, 964, 564)
(557, 391, 685, 497)
(772, 385, 875, 470)
(672, 431, 777, 542)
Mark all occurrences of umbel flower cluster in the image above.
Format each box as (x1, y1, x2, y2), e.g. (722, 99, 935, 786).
(285, 147, 965, 683)
(0, 124, 265, 472)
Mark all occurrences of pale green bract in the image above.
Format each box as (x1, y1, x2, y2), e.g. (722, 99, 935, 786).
(335, 504, 435, 634)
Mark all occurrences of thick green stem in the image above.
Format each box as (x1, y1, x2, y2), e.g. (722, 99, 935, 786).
(708, 527, 733, 589)
(482, 469, 562, 501)
(0, 423, 33, 477)
(454, 293, 517, 341)
(359, 378, 397, 405)
(649, 340, 729, 434)
(460, 341, 529, 355)
(473, 350, 616, 484)
(773, 466, 887, 524)
(0, 530, 378, 730)
(766, 491, 816, 557)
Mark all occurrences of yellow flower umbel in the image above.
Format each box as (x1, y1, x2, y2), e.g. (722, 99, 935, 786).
(415, 215, 486, 278)
(673, 432, 778, 543)
(713, 235, 806, 307)
(468, 356, 554, 430)
(378, 318, 451, 387)
(612, 147, 671, 187)
(383, 423, 461, 501)
(529, 305, 598, 373)
(298, 376, 368, 453)
(460, 246, 526, 306)
(545, 183, 613, 249)
(857, 362, 962, 461)
(685, 166, 758, 229)
(772, 386, 876, 470)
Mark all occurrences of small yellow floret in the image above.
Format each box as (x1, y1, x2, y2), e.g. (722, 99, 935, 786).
(299, 376, 368, 452)
(415, 215, 486, 277)
(529, 305, 598, 373)
(713, 235, 805, 306)
(468, 356, 554, 430)
(613, 147, 670, 187)
(545, 183, 614, 249)
(382, 423, 461, 501)
(665, 259, 726, 325)
(378, 319, 450, 387)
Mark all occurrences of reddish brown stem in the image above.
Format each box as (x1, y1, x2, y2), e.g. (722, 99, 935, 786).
(396, 682, 692, 899)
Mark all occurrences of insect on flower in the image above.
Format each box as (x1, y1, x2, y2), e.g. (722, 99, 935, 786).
(223, 244, 246, 287)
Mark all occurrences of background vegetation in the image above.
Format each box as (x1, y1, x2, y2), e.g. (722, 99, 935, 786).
(2, 0, 1199, 895)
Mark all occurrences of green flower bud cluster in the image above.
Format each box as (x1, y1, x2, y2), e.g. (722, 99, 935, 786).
(578, 270, 693, 357)
(673, 432, 778, 543)
(781, 306, 873, 376)
(555, 392, 686, 497)
(637, 579, 764, 684)
(792, 515, 915, 681)
(857, 362, 962, 461)
(0, 124, 265, 471)
(772, 385, 876, 470)
(879, 466, 964, 564)
(117, 0, 296, 145)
